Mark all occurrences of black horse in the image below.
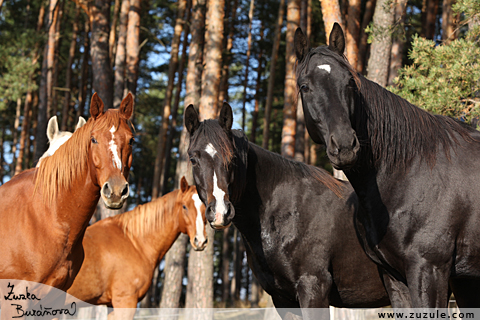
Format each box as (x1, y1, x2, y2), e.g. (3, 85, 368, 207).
(184, 103, 389, 319)
(295, 23, 480, 308)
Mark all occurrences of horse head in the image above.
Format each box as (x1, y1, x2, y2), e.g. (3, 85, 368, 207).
(295, 23, 360, 170)
(184, 103, 237, 229)
(88, 93, 134, 209)
(177, 176, 208, 251)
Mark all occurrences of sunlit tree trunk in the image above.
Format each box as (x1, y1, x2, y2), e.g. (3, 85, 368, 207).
(366, 0, 394, 87)
(319, 0, 343, 43)
(346, 0, 361, 70)
(50, 0, 64, 118)
(109, 0, 121, 66)
(295, 0, 308, 163)
(62, 4, 79, 131)
(126, 0, 141, 98)
(113, 0, 129, 108)
(241, 0, 255, 131)
(281, 0, 300, 159)
(262, 0, 284, 149)
(152, 0, 186, 199)
(34, 0, 60, 162)
(250, 25, 264, 144)
(357, 0, 376, 74)
(388, 0, 407, 86)
(442, 0, 457, 43)
(15, 93, 32, 174)
(11, 98, 22, 174)
(221, 227, 231, 304)
(186, 0, 224, 314)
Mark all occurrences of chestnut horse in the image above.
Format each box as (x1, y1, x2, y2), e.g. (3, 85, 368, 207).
(0, 93, 134, 306)
(66, 177, 207, 320)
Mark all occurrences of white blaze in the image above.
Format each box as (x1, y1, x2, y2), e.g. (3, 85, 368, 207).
(205, 143, 217, 157)
(317, 64, 331, 73)
(213, 171, 227, 224)
(192, 193, 206, 244)
(109, 126, 122, 170)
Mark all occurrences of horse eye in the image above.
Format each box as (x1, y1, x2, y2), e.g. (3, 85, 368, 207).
(300, 84, 309, 93)
(91, 137, 98, 144)
(183, 205, 187, 210)
(129, 138, 134, 146)
(190, 157, 198, 166)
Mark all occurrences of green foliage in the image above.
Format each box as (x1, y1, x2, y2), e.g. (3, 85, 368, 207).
(390, 10, 480, 123)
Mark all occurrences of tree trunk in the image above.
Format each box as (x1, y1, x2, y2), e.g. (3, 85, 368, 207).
(441, 0, 457, 43)
(77, 20, 90, 122)
(357, 0, 376, 74)
(34, 0, 60, 162)
(388, 0, 408, 86)
(186, 0, 224, 314)
(175, 0, 206, 189)
(366, 0, 395, 87)
(29, 93, 39, 167)
(15, 92, 33, 174)
(198, 0, 225, 119)
(90, 0, 114, 109)
(221, 227, 231, 304)
(113, 0, 129, 108)
(11, 98, 22, 174)
(229, 228, 239, 301)
(262, 0, 285, 149)
(109, 0, 121, 66)
(152, 0, 186, 199)
(241, 0, 255, 131)
(346, 0, 361, 70)
(0, 125, 5, 183)
(159, 234, 189, 308)
(421, 0, 439, 40)
(50, 0, 64, 118)
(217, 0, 239, 111)
(319, 0, 343, 43)
(126, 0, 141, 98)
(61, 4, 80, 131)
(250, 27, 264, 144)
(161, 1, 191, 195)
(281, 0, 300, 159)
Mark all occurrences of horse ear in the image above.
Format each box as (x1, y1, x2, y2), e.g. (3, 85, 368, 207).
(328, 23, 345, 56)
(46, 116, 59, 141)
(119, 93, 134, 120)
(90, 93, 105, 119)
(219, 102, 233, 133)
(294, 28, 308, 62)
(180, 176, 188, 193)
(75, 117, 86, 131)
(184, 104, 200, 136)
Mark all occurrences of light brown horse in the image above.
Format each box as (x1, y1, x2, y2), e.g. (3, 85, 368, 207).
(66, 177, 207, 320)
(0, 93, 134, 295)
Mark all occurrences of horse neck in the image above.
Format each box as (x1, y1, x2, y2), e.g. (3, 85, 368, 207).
(123, 193, 183, 266)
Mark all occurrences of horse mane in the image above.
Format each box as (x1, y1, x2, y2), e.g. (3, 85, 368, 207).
(296, 45, 479, 171)
(34, 110, 125, 204)
(355, 75, 479, 170)
(113, 189, 179, 238)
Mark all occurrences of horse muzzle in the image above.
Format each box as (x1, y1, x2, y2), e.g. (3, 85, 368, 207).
(206, 200, 234, 229)
(101, 178, 129, 209)
(327, 132, 360, 170)
(192, 236, 208, 251)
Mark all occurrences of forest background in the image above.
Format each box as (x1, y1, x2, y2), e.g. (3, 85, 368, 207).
(0, 0, 479, 310)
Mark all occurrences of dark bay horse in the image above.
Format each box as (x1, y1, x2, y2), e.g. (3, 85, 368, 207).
(184, 103, 390, 320)
(295, 24, 480, 308)
(66, 177, 207, 320)
(0, 93, 134, 294)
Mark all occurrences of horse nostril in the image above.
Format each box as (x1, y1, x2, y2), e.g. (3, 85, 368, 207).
(121, 183, 129, 198)
(330, 135, 339, 156)
(102, 183, 112, 199)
